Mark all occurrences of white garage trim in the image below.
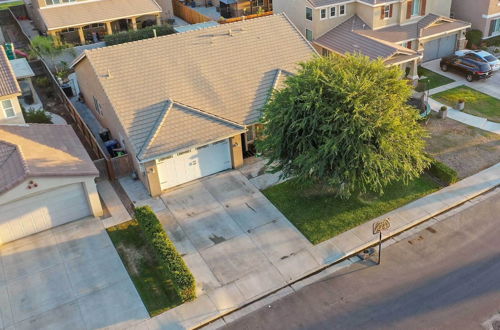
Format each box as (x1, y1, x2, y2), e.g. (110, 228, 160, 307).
(0, 183, 91, 244)
(157, 139, 232, 190)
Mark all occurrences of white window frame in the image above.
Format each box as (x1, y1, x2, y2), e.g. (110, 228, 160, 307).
(93, 96, 103, 116)
(1, 99, 15, 118)
(329, 6, 336, 18)
(383, 5, 390, 19)
(493, 18, 500, 35)
(339, 4, 346, 16)
(320, 8, 327, 20)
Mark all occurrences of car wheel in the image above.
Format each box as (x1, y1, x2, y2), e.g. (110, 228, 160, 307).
(466, 73, 474, 82)
(441, 64, 448, 71)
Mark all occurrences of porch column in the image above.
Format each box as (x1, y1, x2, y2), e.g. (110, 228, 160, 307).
(131, 17, 138, 31)
(77, 27, 85, 45)
(105, 21, 113, 35)
(47, 30, 60, 45)
(407, 59, 419, 83)
(156, 14, 162, 26)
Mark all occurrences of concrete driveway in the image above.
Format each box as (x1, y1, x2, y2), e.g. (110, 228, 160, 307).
(146, 170, 318, 327)
(0, 217, 148, 330)
(422, 59, 500, 99)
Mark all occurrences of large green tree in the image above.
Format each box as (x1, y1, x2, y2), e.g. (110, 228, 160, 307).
(258, 54, 430, 198)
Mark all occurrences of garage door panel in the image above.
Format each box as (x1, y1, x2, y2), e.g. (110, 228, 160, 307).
(0, 183, 91, 244)
(423, 34, 457, 62)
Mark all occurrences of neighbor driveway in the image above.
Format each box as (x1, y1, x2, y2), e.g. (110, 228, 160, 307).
(422, 59, 500, 99)
(0, 217, 148, 330)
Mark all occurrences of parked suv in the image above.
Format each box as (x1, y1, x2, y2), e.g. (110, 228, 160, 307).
(440, 55, 493, 82)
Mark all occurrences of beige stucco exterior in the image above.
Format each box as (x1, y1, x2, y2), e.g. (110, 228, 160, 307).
(452, 0, 500, 38)
(0, 176, 103, 217)
(0, 94, 25, 125)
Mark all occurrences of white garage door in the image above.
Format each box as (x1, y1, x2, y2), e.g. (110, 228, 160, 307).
(423, 34, 458, 62)
(0, 183, 91, 244)
(158, 139, 232, 190)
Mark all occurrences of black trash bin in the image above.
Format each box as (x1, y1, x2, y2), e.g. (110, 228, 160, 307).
(61, 84, 73, 97)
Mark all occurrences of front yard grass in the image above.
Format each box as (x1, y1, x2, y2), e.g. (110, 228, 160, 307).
(433, 86, 500, 123)
(0, 1, 23, 10)
(416, 67, 454, 92)
(425, 113, 500, 178)
(107, 220, 182, 316)
(263, 176, 440, 245)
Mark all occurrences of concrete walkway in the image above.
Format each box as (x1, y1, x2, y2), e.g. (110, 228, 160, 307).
(96, 180, 132, 228)
(123, 161, 500, 329)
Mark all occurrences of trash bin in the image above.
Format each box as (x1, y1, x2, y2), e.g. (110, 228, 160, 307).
(61, 83, 73, 97)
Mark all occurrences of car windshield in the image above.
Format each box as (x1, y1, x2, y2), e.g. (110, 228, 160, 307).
(484, 55, 497, 62)
(478, 63, 491, 71)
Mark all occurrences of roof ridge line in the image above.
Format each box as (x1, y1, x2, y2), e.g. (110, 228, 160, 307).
(172, 101, 246, 128)
(137, 99, 174, 159)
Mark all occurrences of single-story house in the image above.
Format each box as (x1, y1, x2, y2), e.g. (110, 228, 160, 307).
(72, 14, 316, 196)
(0, 47, 24, 125)
(0, 124, 103, 245)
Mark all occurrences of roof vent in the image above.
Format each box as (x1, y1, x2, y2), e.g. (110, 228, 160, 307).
(106, 69, 112, 78)
(228, 29, 233, 36)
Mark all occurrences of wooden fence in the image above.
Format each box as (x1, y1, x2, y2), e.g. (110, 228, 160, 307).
(172, 0, 213, 24)
(219, 11, 273, 24)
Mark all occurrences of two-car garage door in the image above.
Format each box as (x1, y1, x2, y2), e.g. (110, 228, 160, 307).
(0, 183, 91, 244)
(157, 139, 232, 190)
(423, 34, 458, 62)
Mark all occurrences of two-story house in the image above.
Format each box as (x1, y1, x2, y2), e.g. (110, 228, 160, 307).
(274, 0, 470, 80)
(452, 0, 500, 39)
(24, 0, 170, 45)
(0, 47, 24, 125)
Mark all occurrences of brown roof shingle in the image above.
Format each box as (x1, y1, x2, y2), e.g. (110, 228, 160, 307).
(0, 47, 21, 98)
(77, 14, 316, 160)
(0, 124, 98, 194)
(39, 0, 162, 30)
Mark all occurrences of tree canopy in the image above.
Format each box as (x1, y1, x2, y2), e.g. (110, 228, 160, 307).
(258, 54, 430, 198)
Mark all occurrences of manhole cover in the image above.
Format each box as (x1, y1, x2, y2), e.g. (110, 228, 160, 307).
(492, 320, 500, 330)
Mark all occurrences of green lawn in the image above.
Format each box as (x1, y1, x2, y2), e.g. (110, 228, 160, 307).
(263, 176, 440, 245)
(107, 220, 182, 316)
(0, 1, 23, 10)
(416, 67, 454, 92)
(433, 86, 500, 123)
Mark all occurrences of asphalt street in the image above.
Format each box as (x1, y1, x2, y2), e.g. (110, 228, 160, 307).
(222, 190, 500, 330)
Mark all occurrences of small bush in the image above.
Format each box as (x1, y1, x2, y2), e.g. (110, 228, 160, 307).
(135, 206, 196, 302)
(35, 76, 50, 88)
(466, 29, 483, 49)
(104, 25, 176, 46)
(485, 36, 500, 47)
(427, 159, 458, 185)
(22, 108, 53, 124)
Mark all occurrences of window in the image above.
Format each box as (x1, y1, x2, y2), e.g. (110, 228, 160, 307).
(45, 0, 75, 5)
(339, 4, 346, 16)
(306, 7, 312, 20)
(252, 0, 264, 6)
(329, 6, 336, 17)
(383, 5, 390, 18)
(322, 48, 330, 56)
(1, 99, 15, 118)
(492, 19, 500, 36)
(320, 8, 327, 20)
(412, 0, 421, 16)
(305, 29, 313, 41)
(93, 96, 103, 116)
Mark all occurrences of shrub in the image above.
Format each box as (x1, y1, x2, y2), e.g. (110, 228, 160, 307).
(35, 76, 50, 88)
(104, 25, 176, 46)
(426, 159, 458, 185)
(135, 206, 196, 302)
(485, 36, 500, 47)
(22, 108, 53, 124)
(466, 29, 483, 49)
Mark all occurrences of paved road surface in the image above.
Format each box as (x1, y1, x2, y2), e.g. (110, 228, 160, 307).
(222, 191, 500, 330)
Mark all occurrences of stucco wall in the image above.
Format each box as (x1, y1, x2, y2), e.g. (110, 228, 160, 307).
(452, 0, 497, 37)
(0, 176, 103, 217)
(274, 0, 308, 38)
(0, 94, 25, 125)
(312, 3, 356, 38)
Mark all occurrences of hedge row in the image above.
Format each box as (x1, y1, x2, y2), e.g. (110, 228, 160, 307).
(135, 206, 196, 302)
(427, 158, 458, 186)
(104, 25, 175, 46)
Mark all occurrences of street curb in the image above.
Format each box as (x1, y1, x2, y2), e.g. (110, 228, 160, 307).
(195, 184, 500, 330)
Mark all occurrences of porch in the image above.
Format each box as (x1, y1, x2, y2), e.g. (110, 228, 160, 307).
(48, 14, 162, 45)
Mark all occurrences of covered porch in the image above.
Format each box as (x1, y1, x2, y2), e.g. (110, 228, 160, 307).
(48, 14, 162, 45)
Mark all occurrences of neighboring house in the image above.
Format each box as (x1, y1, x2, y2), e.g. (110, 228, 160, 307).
(72, 14, 316, 197)
(274, 0, 470, 79)
(187, 0, 272, 18)
(451, 0, 500, 39)
(24, 0, 167, 45)
(0, 124, 103, 245)
(0, 47, 24, 125)
(10, 57, 41, 110)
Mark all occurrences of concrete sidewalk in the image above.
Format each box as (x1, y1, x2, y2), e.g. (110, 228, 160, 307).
(131, 162, 500, 329)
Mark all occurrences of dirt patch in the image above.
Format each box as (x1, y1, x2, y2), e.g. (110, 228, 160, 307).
(425, 114, 500, 178)
(115, 242, 147, 276)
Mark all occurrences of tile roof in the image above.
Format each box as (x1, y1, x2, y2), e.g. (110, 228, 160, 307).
(39, 0, 162, 30)
(0, 124, 98, 194)
(77, 14, 316, 160)
(138, 101, 245, 160)
(0, 47, 21, 98)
